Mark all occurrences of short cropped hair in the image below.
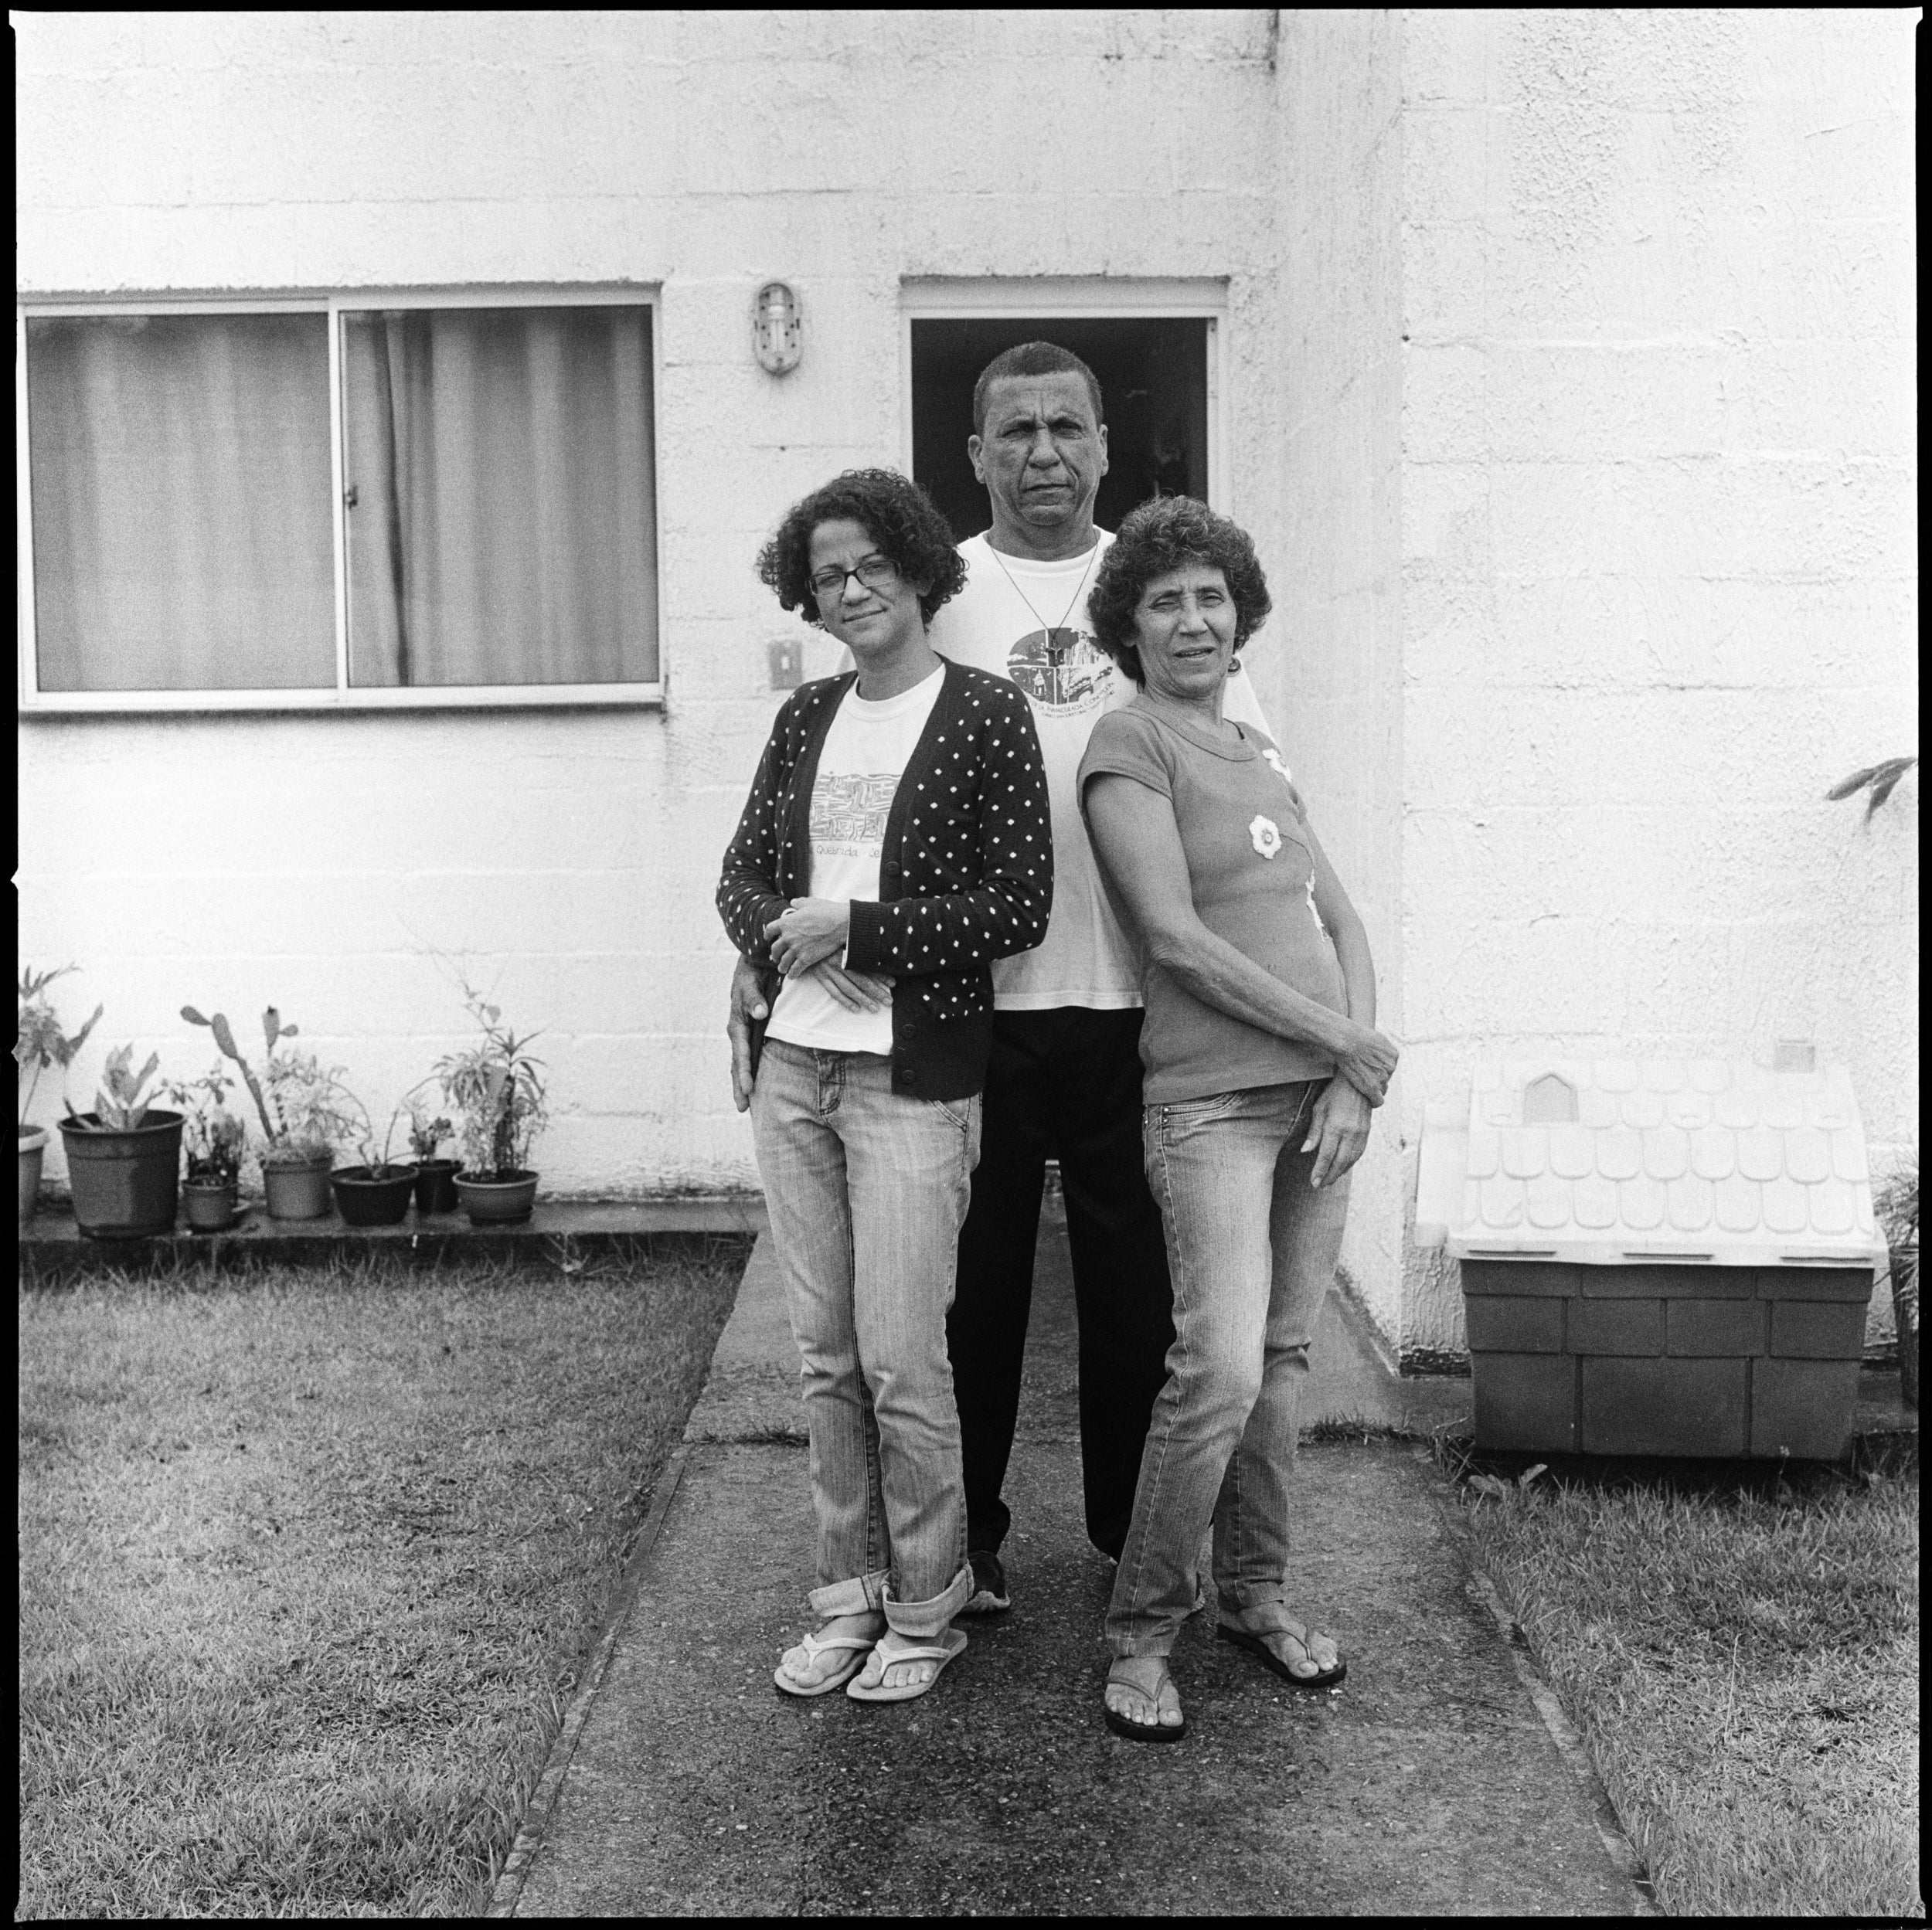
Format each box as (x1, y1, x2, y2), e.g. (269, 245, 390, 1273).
(1087, 496, 1274, 685)
(756, 468, 967, 628)
(971, 341, 1105, 437)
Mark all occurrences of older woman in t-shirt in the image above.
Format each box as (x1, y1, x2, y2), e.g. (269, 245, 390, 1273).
(1075, 496, 1400, 1744)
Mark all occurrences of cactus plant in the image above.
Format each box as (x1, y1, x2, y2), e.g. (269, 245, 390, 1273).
(181, 1004, 357, 1164)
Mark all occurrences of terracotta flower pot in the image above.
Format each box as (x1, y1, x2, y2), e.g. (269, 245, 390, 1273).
(331, 1164, 418, 1227)
(262, 1152, 335, 1222)
(413, 1157, 461, 1216)
(59, 1109, 184, 1239)
(19, 1126, 49, 1228)
(455, 1169, 539, 1225)
(183, 1178, 240, 1233)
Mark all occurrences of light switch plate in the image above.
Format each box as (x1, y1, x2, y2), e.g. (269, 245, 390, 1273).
(768, 638, 802, 689)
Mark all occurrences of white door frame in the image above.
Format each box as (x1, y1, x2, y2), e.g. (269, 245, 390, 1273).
(899, 277, 1230, 513)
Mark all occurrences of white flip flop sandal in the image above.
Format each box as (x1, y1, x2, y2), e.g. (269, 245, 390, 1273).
(844, 1625, 968, 1703)
(773, 1629, 878, 1698)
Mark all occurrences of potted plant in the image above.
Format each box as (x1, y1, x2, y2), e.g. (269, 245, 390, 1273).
(182, 1004, 358, 1221)
(435, 987, 549, 1225)
(165, 1067, 247, 1232)
(329, 1098, 418, 1228)
(17, 965, 101, 1228)
(59, 1044, 184, 1239)
(405, 1099, 460, 1215)
(1875, 1159, 1918, 1410)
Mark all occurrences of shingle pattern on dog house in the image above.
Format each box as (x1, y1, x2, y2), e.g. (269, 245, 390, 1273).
(1416, 1059, 1885, 1458)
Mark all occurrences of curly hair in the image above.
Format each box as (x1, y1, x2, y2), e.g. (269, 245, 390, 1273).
(1087, 496, 1273, 685)
(755, 468, 966, 629)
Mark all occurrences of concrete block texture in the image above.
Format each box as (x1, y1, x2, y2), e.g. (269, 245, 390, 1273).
(15, 8, 1918, 1359)
(1394, 5, 1917, 1371)
(1580, 1357, 1749, 1457)
(16, 11, 1293, 1208)
(1751, 1357, 1862, 1459)
(1471, 1352, 1577, 1453)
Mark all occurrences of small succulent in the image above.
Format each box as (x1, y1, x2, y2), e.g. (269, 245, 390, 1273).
(405, 1101, 454, 1161)
(165, 1068, 247, 1183)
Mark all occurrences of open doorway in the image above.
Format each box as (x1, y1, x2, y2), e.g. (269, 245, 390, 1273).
(909, 314, 1213, 544)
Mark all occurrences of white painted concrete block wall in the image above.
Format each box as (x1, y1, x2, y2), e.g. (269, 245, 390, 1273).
(1274, 10, 1410, 1349)
(1396, 8, 1920, 1357)
(18, 12, 1916, 1364)
(16, 10, 1291, 1195)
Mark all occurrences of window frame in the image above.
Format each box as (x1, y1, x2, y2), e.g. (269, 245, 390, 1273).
(15, 285, 665, 715)
(898, 276, 1230, 515)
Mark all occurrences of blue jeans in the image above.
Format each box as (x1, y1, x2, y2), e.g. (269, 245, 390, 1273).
(1107, 1080, 1351, 1658)
(750, 1039, 977, 1639)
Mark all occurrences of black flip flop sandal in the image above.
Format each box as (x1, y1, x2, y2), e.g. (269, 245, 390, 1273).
(1104, 1667, 1188, 1743)
(1216, 1620, 1348, 1690)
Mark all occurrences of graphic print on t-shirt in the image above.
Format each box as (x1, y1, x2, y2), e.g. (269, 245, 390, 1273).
(1006, 627, 1116, 717)
(810, 772, 899, 857)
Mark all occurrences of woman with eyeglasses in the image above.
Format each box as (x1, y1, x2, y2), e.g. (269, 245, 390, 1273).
(718, 469, 1052, 1704)
(1075, 497, 1400, 1743)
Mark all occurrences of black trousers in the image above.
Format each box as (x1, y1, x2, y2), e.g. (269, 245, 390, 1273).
(947, 1006, 1175, 1561)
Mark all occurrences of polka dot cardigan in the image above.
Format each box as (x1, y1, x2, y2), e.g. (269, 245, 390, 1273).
(717, 661, 1053, 1100)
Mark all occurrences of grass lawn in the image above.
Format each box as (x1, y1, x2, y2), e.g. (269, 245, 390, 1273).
(1463, 1450, 1920, 1918)
(18, 1240, 747, 1918)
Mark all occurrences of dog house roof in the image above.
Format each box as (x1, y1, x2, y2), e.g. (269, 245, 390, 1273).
(1413, 1058, 1883, 1269)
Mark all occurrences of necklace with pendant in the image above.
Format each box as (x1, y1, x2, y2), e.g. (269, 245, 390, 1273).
(988, 540, 1100, 660)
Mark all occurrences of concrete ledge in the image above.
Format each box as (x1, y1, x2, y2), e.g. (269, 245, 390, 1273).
(17, 1194, 767, 1278)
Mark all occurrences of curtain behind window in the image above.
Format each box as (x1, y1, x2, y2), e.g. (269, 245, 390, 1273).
(26, 314, 336, 691)
(342, 307, 658, 687)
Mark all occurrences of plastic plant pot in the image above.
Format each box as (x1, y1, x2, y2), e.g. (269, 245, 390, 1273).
(331, 1164, 418, 1227)
(413, 1158, 461, 1216)
(262, 1153, 335, 1222)
(59, 1109, 184, 1239)
(19, 1126, 49, 1228)
(454, 1169, 539, 1225)
(182, 1179, 240, 1233)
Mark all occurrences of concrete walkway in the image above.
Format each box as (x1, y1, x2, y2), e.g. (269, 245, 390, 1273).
(502, 1218, 1672, 1918)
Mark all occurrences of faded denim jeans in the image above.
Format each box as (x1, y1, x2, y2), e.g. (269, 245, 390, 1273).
(1107, 1079, 1351, 1658)
(750, 1039, 977, 1639)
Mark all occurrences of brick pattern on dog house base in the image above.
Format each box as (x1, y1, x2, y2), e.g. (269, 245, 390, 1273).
(1417, 1061, 1885, 1459)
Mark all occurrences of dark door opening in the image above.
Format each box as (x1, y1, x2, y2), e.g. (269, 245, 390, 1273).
(910, 316, 1211, 544)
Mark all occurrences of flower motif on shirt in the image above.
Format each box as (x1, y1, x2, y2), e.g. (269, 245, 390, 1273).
(1250, 814, 1281, 859)
(1260, 746, 1295, 789)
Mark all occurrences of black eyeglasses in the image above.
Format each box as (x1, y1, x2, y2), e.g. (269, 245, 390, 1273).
(810, 555, 900, 602)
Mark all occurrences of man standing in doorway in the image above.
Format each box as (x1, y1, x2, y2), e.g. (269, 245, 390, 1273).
(728, 341, 1277, 1612)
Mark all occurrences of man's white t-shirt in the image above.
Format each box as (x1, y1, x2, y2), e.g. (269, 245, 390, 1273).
(925, 529, 1276, 1011)
(765, 664, 946, 1055)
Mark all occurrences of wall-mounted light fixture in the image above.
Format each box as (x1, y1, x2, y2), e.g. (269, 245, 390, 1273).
(753, 280, 801, 375)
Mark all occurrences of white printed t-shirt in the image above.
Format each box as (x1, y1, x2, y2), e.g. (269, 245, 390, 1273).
(924, 529, 1276, 1011)
(765, 663, 946, 1055)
